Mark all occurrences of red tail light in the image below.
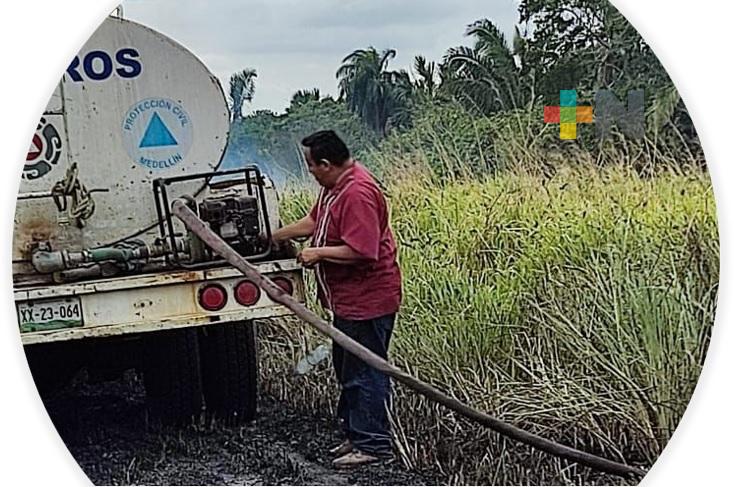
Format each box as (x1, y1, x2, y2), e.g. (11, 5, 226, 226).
(235, 280, 261, 306)
(272, 277, 293, 295)
(199, 284, 227, 311)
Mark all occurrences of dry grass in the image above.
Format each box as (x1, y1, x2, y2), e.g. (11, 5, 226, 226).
(257, 158, 718, 485)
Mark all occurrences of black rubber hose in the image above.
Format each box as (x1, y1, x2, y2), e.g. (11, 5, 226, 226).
(172, 200, 647, 479)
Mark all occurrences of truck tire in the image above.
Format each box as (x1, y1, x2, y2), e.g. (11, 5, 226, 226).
(141, 328, 203, 426)
(199, 320, 258, 425)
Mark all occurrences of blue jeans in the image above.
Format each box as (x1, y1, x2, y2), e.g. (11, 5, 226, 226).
(332, 313, 395, 456)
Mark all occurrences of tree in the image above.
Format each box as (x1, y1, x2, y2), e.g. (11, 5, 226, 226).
(518, 0, 670, 97)
(442, 19, 530, 116)
(228, 68, 258, 122)
(337, 47, 411, 137)
(518, 0, 695, 156)
(289, 89, 322, 111)
(413, 55, 440, 98)
(386, 55, 448, 130)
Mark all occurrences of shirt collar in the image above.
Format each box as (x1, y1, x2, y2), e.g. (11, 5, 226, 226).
(330, 161, 358, 193)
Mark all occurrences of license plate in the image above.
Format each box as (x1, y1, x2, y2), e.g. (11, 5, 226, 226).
(17, 297, 83, 332)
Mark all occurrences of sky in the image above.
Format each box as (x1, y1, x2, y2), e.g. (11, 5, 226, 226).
(122, 0, 521, 114)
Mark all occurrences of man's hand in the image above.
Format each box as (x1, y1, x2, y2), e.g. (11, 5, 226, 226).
(258, 233, 282, 252)
(297, 247, 322, 268)
(271, 215, 316, 242)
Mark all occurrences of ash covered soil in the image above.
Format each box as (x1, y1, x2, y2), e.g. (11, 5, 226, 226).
(42, 372, 441, 486)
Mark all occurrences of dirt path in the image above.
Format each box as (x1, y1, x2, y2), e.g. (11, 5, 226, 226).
(43, 372, 440, 485)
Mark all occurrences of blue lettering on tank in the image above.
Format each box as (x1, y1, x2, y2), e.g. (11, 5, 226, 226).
(65, 57, 83, 82)
(66, 48, 143, 82)
(83, 50, 114, 81)
(116, 48, 142, 78)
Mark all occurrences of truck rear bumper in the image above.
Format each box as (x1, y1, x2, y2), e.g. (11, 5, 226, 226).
(15, 259, 303, 345)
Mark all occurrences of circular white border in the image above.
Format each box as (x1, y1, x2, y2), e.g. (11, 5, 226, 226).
(121, 97, 194, 170)
(1, 1, 732, 485)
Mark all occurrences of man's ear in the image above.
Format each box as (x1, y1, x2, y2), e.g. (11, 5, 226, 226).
(319, 158, 332, 168)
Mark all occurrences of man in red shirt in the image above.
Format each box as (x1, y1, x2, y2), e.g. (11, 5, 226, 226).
(271, 130, 402, 468)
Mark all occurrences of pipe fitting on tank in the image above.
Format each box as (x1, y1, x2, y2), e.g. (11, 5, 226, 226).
(31, 237, 190, 274)
(31, 250, 86, 274)
(31, 251, 67, 274)
(31, 247, 139, 274)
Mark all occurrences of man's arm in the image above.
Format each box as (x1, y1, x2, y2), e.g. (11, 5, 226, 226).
(299, 185, 384, 268)
(271, 215, 315, 242)
(297, 244, 373, 268)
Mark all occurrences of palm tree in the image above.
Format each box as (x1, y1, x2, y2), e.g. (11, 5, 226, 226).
(442, 19, 529, 115)
(229, 68, 258, 122)
(337, 48, 411, 137)
(289, 88, 322, 110)
(413, 55, 439, 98)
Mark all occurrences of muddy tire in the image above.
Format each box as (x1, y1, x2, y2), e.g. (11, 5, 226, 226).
(141, 328, 203, 426)
(199, 320, 258, 425)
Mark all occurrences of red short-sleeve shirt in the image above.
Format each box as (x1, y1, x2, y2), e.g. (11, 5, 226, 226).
(308, 162, 402, 320)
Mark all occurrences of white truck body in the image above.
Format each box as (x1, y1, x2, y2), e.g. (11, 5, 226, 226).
(16, 16, 231, 256)
(13, 16, 303, 423)
(17, 260, 302, 345)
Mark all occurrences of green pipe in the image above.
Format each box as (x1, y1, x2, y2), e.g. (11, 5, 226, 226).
(87, 248, 136, 262)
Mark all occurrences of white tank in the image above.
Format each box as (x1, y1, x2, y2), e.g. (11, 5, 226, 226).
(14, 16, 230, 270)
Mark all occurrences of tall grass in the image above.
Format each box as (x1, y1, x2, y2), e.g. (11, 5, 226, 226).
(258, 158, 717, 485)
(367, 101, 704, 182)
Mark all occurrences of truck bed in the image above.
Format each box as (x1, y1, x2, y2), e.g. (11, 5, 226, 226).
(15, 259, 303, 345)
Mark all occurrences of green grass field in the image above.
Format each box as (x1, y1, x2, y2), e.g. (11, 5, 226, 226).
(259, 161, 718, 485)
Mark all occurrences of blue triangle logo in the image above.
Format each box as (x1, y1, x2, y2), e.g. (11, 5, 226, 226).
(139, 112, 178, 148)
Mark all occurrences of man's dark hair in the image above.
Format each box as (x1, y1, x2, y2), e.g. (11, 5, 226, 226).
(301, 130, 350, 166)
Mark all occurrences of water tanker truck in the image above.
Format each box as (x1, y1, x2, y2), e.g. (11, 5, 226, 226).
(13, 14, 304, 425)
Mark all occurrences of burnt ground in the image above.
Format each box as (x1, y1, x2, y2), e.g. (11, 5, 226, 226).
(41, 371, 441, 486)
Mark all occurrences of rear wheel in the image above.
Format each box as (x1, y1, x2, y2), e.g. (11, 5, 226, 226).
(141, 328, 203, 426)
(199, 320, 258, 425)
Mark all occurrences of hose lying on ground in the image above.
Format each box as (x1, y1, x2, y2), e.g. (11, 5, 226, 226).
(172, 200, 647, 479)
